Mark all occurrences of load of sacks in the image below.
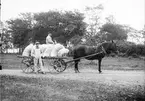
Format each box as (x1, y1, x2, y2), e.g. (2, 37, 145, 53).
(22, 43, 69, 57)
(41, 43, 69, 57)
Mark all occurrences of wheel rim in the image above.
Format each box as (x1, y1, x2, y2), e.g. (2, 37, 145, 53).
(21, 58, 34, 73)
(53, 59, 66, 72)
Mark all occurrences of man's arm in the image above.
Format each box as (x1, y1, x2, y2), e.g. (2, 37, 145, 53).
(46, 36, 49, 44)
(31, 48, 35, 57)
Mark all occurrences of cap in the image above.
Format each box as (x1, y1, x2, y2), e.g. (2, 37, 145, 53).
(35, 41, 40, 44)
(48, 33, 52, 35)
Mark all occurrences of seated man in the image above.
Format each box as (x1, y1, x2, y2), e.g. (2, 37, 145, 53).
(46, 33, 54, 44)
(31, 41, 45, 74)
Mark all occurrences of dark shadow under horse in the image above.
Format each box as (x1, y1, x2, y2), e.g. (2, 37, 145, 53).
(68, 41, 118, 73)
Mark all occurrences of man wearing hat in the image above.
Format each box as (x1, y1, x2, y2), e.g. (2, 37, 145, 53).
(46, 33, 54, 44)
(31, 41, 44, 73)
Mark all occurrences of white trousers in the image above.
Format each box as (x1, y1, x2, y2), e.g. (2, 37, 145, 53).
(33, 57, 44, 72)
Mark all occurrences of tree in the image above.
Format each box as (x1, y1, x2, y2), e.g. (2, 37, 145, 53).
(33, 10, 86, 44)
(1, 28, 13, 52)
(100, 23, 128, 41)
(69, 35, 82, 45)
(84, 4, 104, 36)
(82, 4, 104, 45)
(6, 18, 32, 47)
(6, 10, 86, 47)
(141, 25, 145, 44)
(105, 15, 116, 24)
(0, 22, 13, 53)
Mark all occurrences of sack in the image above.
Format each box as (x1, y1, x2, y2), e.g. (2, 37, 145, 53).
(42, 44, 54, 57)
(58, 48, 69, 57)
(51, 44, 64, 57)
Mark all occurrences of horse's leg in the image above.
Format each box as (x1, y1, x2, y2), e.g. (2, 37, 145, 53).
(74, 60, 80, 73)
(98, 59, 102, 73)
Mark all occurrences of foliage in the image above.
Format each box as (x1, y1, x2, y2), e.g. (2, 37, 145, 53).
(6, 18, 32, 47)
(140, 25, 145, 44)
(100, 23, 128, 41)
(33, 10, 86, 44)
(116, 40, 145, 56)
(84, 4, 104, 36)
(82, 35, 99, 46)
(69, 35, 82, 45)
(105, 15, 116, 24)
(6, 11, 86, 47)
(0, 22, 13, 53)
(81, 4, 104, 46)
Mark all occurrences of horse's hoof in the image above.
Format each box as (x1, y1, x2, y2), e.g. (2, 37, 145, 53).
(38, 71, 45, 74)
(99, 71, 102, 73)
(75, 71, 80, 73)
(41, 72, 45, 74)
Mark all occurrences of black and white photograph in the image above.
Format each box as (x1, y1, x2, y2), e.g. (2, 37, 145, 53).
(0, 0, 145, 101)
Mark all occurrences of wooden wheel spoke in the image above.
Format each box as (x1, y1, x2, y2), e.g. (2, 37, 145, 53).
(20, 58, 34, 73)
(53, 59, 66, 73)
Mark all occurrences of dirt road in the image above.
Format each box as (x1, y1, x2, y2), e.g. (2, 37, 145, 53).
(1, 69, 145, 86)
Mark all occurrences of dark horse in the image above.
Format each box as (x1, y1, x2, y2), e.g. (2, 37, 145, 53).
(68, 41, 117, 73)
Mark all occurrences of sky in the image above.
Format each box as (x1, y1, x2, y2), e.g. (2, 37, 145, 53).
(1, 0, 144, 30)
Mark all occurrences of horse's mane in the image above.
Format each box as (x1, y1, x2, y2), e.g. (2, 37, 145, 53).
(92, 41, 112, 51)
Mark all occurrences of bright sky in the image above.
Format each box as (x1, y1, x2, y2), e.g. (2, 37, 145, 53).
(1, 0, 144, 30)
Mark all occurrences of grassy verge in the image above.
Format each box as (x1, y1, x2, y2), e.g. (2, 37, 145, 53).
(1, 75, 145, 101)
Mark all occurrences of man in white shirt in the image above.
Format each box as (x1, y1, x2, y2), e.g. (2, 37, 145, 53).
(46, 33, 54, 44)
(31, 41, 44, 74)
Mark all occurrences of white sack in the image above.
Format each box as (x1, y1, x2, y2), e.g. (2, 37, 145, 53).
(57, 48, 69, 57)
(50, 43, 64, 57)
(42, 44, 54, 57)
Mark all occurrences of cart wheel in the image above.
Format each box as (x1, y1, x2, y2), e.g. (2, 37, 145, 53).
(21, 58, 34, 73)
(53, 59, 66, 73)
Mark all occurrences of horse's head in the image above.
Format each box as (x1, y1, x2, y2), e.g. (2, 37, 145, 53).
(101, 41, 118, 54)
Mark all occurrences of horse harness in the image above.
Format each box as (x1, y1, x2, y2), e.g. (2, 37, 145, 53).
(94, 45, 107, 55)
(101, 46, 107, 55)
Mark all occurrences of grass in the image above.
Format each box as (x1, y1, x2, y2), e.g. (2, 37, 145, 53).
(1, 75, 145, 101)
(0, 54, 145, 101)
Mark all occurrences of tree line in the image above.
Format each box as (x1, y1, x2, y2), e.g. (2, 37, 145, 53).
(1, 5, 144, 52)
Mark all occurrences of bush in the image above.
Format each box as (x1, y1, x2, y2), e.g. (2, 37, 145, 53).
(116, 40, 145, 56)
(116, 41, 134, 54)
(136, 44, 145, 56)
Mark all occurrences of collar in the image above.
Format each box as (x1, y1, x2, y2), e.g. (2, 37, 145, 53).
(101, 46, 107, 54)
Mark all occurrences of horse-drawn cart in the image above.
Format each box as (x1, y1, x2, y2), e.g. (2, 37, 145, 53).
(17, 41, 117, 73)
(17, 51, 104, 73)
